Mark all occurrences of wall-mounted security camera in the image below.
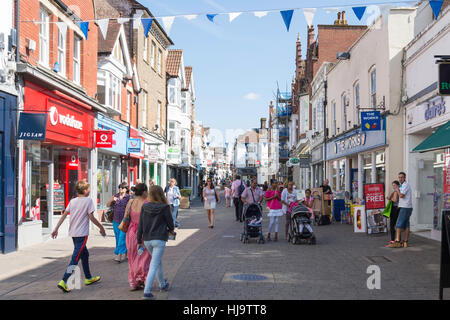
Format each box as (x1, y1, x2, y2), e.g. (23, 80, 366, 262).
(401, 95, 408, 103)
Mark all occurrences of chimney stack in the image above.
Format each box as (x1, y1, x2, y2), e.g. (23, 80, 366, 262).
(341, 11, 348, 25)
(260, 118, 267, 129)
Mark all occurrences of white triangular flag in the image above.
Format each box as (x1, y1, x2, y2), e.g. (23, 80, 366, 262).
(133, 10, 144, 29)
(229, 12, 242, 22)
(55, 21, 68, 35)
(184, 14, 198, 20)
(303, 8, 316, 27)
(254, 11, 268, 18)
(117, 18, 130, 24)
(161, 16, 175, 35)
(97, 18, 109, 39)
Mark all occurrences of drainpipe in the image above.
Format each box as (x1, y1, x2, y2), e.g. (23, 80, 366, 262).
(14, 0, 20, 251)
(322, 66, 328, 183)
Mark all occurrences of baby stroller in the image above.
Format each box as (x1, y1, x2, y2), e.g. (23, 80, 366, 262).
(240, 203, 265, 244)
(288, 203, 316, 245)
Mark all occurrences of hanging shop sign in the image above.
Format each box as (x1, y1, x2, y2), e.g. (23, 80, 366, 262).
(148, 145, 160, 162)
(17, 112, 48, 140)
(94, 130, 114, 148)
(361, 111, 381, 131)
(97, 114, 128, 155)
(438, 62, 450, 96)
(127, 138, 141, 154)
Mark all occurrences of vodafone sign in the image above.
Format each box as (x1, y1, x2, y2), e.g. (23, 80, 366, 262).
(94, 130, 114, 148)
(49, 106, 83, 130)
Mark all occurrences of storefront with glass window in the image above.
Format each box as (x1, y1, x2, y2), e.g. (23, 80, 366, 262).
(326, 126, 386, 201)
(96, 114, 128, 210)
(405, 95, 450, 239)
(19, 81, 95, 247)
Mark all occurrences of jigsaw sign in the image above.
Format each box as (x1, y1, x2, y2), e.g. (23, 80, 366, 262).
(361, 111, 381, 131)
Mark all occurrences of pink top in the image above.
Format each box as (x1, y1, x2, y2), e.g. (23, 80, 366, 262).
(231, 180, 242, 198)
(225, 187, 231, 197)
(265, 190, 282, 210)
(241, 187, 264, 204)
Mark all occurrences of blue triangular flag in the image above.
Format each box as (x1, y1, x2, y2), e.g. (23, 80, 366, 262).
(280, 10, 294, 32)
(78, 21, 89, 40)
(352, 6, 367, 20)
(141, 18, 153, 37)
(429, 0, 444, 20)
(53, 61, 59, 72)
(206, 14, 218, 23)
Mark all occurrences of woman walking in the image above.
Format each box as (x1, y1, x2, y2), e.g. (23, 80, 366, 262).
(203, 178, 220, 228)
(107, 182, 130, 263)
(264, 180, 283, 241)
(386, 181, 401, 246)
(165, 178, 181, 228)
(225, 184, 231, 208)
(124, 183, 151, 291)
(137, 185, 174, 299)
(281, 181, 298, 241)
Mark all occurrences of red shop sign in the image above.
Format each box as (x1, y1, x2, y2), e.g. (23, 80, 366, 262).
(24, 81, 94, 149)
(94, 130, 114, 148)
(364, 183, 385, 210)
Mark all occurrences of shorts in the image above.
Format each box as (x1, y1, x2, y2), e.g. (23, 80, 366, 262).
(396, 208, 413, 229)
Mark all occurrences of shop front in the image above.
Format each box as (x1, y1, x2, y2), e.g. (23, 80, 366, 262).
(142, 134, 166, 187)
(96, 114, 128, 211)
(310, 142, 324, 188)
(125, 128, 144, 186)
(19, 81, 95, 247)
(326, 125, 386, 202)
(406, 95, 450, 239)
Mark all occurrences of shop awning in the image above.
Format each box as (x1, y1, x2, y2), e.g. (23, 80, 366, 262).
(412, 120, 450, 153)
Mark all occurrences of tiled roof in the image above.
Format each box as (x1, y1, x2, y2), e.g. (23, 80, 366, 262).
(98, 21, 122, 54)
(166, 50, 183, 77)
(184, 66, 192, 90)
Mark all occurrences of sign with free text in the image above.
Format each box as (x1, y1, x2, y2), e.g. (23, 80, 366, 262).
(364, 183, 385, 210)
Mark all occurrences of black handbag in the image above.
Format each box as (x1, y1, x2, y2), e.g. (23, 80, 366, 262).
(104, 206, 114, 223)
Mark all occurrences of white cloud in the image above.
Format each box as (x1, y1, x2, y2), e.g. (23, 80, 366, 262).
(244, 92, 260, 100)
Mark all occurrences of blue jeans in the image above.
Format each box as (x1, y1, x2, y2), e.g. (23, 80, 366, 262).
(396, 208, 413, 230)
(143, 240, 167, 294)
(171, 205, 180, 227)
(62, 236, 92, 283)
(112, 221, 127, 255)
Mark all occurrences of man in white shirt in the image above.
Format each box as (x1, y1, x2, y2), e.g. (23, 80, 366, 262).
(388, 172, 413, 248)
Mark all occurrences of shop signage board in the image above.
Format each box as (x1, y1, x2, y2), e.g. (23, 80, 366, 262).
(97, 114, 128, 155)
(148, 145, 160, 162)
(364, 184, 385, 209)
(438, 62, 450, 96)
(46, 183, 65, 212)
(168, 147, 180, 159)
(94, 130, 114, 148)
(127, 138, 141, 153)
(361, 111, 381, 131)
(406, 96, 449, 133)
(17, 112, 48, 140)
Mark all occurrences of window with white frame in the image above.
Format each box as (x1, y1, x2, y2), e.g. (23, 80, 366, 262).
(169, 79, 177, 104)
(370, 67, 376, 108)
(39, 7, 50, 67)
(157, 101, 161, 133)
(142, 90, 148, 128)
(57, 21, 66, 76)
(181, 129, 186, 153)
(73, 36, 81, 84)
(143, 36, 148, 62)
(157, 49, 162, 75)
(97, 70, 121, 111)
(181, 92, 187, 113)
(169, 121, 177, 145)
(354, 82, 360, 125)
(126, 91, 131, 123)
(342, 93, 348, 131)
(151, 41, 156, 68)
(332, 101, 337, 135)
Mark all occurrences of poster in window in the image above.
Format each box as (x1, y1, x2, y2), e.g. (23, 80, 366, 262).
(47, 183, 65, 212)
(366, 208, 388, 234)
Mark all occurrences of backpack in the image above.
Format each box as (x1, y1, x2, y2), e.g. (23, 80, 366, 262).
(238, 181, 245, 197)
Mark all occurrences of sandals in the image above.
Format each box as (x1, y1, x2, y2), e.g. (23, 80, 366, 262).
(387, 241, 402, 248)
(402, 241, 408, 248)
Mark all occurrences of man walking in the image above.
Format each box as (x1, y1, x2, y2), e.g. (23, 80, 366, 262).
(241, 179, 264, 218)
(388, 172, 413, 248)
(231, 175, 245, 222)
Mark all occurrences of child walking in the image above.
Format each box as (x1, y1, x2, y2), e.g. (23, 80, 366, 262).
(51, 181, 106, 293)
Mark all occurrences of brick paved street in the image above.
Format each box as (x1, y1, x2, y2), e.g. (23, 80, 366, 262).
(0, 197, 445, 300)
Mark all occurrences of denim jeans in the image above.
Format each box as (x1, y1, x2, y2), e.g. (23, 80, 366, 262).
(112, 221, 127, 255)
(62, 236, 92, 283)
(171, 205, 180, 227)
(143, 240, 167, 294)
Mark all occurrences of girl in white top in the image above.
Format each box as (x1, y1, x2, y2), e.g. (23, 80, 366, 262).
(203, 178, 220, 228)
(281, 181, 298, 240)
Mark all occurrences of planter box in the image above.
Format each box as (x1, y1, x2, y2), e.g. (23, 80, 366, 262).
(180, 196, 190, 209)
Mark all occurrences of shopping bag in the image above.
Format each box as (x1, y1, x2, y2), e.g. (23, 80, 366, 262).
(382, 200, 393, 218)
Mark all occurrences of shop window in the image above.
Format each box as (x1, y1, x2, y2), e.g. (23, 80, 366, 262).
(375, 151, 385, 185)
(24, 141, 41, 222)
(363, 153, 372, 185)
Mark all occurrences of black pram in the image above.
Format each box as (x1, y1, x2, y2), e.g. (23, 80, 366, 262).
(288, 203, 316, 245)
(240, 203, 265, 244)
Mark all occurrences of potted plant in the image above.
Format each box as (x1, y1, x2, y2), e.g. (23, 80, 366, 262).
(179, 189, 192, 209)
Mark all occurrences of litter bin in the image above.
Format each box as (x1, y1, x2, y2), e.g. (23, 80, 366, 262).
(332, 199, 345, 222)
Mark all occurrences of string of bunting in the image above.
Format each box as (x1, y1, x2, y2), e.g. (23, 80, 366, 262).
(23, 1, 444, 40)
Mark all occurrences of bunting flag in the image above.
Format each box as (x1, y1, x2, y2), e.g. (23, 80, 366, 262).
(53, 61, 59, 73)
(429, 0, 444, 20)
(245, 142, 249, 147)
(97, 18, 109, 40)
(206, 14, 218, 23)
(78, 21, 89, 40)
(141, 18, 153, 37)
(303, 8, 317, 27)
(55, 21, 67, 36)
(352, 6, 367, 20)
(263, 142, 267, 147)
(280, 10, 294, 31)
(254, 11, 269, 18)
(184, 14, 198, 20)
(229, 12, 242, 22)
(117, 18, 130, 24)
(133, 10, 144, 29)
(161, 16, 175, 35)
(206, 142, 210, 147)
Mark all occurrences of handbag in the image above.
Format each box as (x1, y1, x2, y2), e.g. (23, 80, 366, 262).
(119, 200, 133, 233)
(104, 207, 114, 223)
(382, 200, 393, 218)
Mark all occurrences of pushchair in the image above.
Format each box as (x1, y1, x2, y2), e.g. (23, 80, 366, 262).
(240, 203, 265, 244)
(288, 203, 316, 245)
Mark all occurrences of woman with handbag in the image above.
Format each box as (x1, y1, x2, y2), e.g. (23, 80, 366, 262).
(107, 182, 130, 263)
(203, 178, 220, 229)
(120, 183, 152, 291)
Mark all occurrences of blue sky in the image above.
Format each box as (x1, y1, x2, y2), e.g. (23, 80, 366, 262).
(140, 0, 414, 134)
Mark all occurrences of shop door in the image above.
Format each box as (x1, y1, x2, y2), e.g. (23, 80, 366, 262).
(129, 167, 136, 186)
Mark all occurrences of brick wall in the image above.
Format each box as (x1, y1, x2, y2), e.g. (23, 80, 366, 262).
(19, 0, 98, 99)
